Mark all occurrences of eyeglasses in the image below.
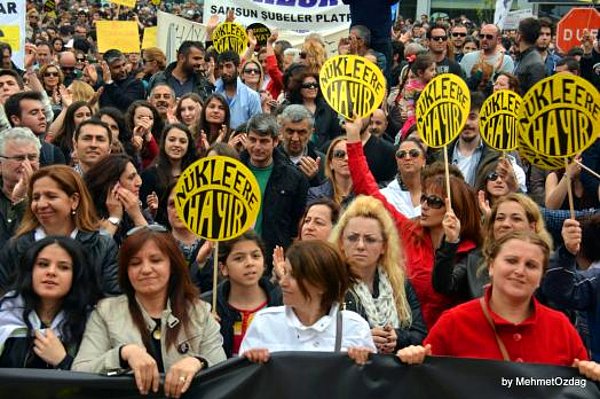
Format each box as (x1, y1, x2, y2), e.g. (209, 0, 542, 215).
(243, 68, 260, 75)
(44, 72, 59, 77)
(344, 234, 383, 246)
(486, 172, 500, 181)
(452, 32, 467, 38)
(301, 82, 319, 89)
(332, 149, 347, 159)
(420, 194, 445, 209)
(76, 57, 86, 63)
(431, 36, 447, 42)
(0, 154, 40, 162)
(396, 149, 421, 159)
(479, 34, 495, 40)
(126, 224, 168, 237)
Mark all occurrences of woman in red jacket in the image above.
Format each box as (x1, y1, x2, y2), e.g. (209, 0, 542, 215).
(397, 231, 600, 382)
(345, 116, 481, 328)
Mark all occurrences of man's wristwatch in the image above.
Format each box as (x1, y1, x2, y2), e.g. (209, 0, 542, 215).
(107, 216, 121, 226)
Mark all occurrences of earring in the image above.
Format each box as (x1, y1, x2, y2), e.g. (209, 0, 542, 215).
(72, 209, 77, 215)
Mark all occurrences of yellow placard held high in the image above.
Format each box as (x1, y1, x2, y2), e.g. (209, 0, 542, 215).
(517, 74, 600, 159)
(479, 90, 522, 151)
(212, 22, 248, 55)
(174, 156, 261, 241)
(96, 21, 140, 53)
(319, 55, 386, 120)
(141, 27, 157, 50)
(519, 139, 567, 171)
(109, 0, 136, 7)
(415, 74, 470, 148)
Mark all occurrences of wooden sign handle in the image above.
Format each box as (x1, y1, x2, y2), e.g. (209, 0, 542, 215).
(212, 241, 219, 316)
(565, 158, 575, 220)
(443, 145, 452, 209)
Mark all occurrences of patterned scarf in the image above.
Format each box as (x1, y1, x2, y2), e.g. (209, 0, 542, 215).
(352, 267, 400, 328)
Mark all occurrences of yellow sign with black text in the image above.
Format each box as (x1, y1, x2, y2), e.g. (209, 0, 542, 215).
(517, 74, 600, 158)
(212, 22, 248, 55)
(96, 21, 140, 53)
(319, 55, 386, 120)
(479, 90, 522, 151)
(415, 74, 470, 148)
(174, 156, 261, 241)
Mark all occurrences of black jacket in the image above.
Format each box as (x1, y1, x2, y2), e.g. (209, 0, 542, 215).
(99, 75, 146, 110)
(147, 62, 214, 101)
(514, 47, 546, 95)
(240, 148, 309, 271)
(201, 278, 282, 358)
(344, 278, 427, 350)
(0, 336, 74, 369)
(306, 179, 354, 208)
(432, 242, 488, 300)
(0, 230, 120, 296)
(281, 141, 326, 187)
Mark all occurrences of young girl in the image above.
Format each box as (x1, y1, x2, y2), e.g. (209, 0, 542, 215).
(201, 231, 281, 358)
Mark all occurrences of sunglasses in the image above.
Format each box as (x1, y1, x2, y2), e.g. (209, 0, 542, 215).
(243, 68, 260, 75)
(479, 34, 495, 40)
(332, 149, 347, 159)
(486, 172, 500, 181)
(431, 36, 447, 42)
(61, 66, 75, 72)
(44, 72, 59, 77)
(302, 82, 319, 89)
(452, 32, 467, 38)
(396, 149, 421, 159)
(126, 224, 168, 237)
(420, 194, 445, 209)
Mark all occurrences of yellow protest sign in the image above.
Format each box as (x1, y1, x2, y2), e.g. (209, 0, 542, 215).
(517, 74, 600, 159)
(109, 0, 136, 7)
(0, 25, 21, 52)
(141, 27, 157, 50)
(212, 22, 248, 55)
(479, 90, 522, 151)
(519, 140, 567, 171)
(319, 55, 386, 120)
(415, 74, 470, 148)
(247, 23, 271, 46)
(174, 156, 261, 241)
(96, 21, 140, 53)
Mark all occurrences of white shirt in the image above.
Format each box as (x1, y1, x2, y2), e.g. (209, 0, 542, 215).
(380, 179, 421, 218)
(239, 303, 376, 354)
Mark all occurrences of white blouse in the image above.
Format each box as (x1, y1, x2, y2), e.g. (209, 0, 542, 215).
(239, 303, 376, 354)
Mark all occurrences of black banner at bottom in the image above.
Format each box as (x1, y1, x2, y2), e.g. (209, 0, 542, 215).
(1, 353, 599, 398)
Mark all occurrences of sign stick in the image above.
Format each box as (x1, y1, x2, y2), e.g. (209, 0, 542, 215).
(443, 145, 452, 208)
(564, 158, 575, 220)
(212, 241, 219, 316)
(116, 5, 121, 20)
(575, 160, 600, 180)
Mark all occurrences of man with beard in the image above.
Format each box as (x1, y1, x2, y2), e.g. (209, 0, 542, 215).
(58, 51, 78, 86)
(447, 92, 526, 190)
(214, 51, 261, 130)
(4, 91, 65, 167)
(450, 24, 468, 63)
(148, 84, 176, 122)
(537, 17, 561, 76)
(98, 49, 146, 110)
(278, 105, 324, 187)
(147, 41, 214, 101)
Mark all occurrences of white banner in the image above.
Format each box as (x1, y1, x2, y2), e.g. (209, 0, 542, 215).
(493, 0, 514, 30)
(0, 1, 26, 69)
(157, 11, 207, 65)
(202, 0, 351, 33)
(502, 8, 533, 31)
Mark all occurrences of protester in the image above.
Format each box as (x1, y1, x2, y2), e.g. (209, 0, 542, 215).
(195, 93, 230, 155)
(307, 136, 353, 208)
(124, 100, 161, 169)
(297, 197, 341, 241)
(0, 236, 99, 369)
(71, 118, 113, 175)
(72, 226, 226, 397)
(96, 49, 146, 110)
(513, 17, 546, 94)
(0, 165, 120, 296)
(52, 101, 93, 164)
(175, 93, 203, 136)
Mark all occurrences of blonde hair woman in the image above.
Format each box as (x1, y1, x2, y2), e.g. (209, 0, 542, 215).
(330, 195, 427, 353)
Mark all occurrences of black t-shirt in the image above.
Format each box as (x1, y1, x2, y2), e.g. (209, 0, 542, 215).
(436, 57, 465, 79)
(362, 134, 397, 184)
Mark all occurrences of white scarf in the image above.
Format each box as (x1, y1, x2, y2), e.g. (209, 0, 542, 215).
(0, 293, 65, 354)
(352, 267, 400, 328)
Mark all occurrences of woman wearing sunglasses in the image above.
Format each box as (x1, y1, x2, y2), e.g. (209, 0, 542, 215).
(240, 60, 263, 92)
(475, 158, 519, 217)
(307, 136, 354, 208)
(380, 137, 427, 218)
(38, 64, 64, 109)
(433, 193, 552, 300)
(73, 226, 226, 398)
(330, 196, 427, 353)
(345, 116, 482, 329)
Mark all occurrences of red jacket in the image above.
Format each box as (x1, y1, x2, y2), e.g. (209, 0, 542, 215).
(347, 141, 476, 328)
(424, 288, 589, 365)
(264, 54, 283, 100)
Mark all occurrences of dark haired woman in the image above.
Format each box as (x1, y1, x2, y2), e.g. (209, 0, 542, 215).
(0, 236, 99, 369)
(73, 226, 226, 397)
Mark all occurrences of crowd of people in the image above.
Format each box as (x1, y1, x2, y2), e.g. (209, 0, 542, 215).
(0, 0, 599, 396)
